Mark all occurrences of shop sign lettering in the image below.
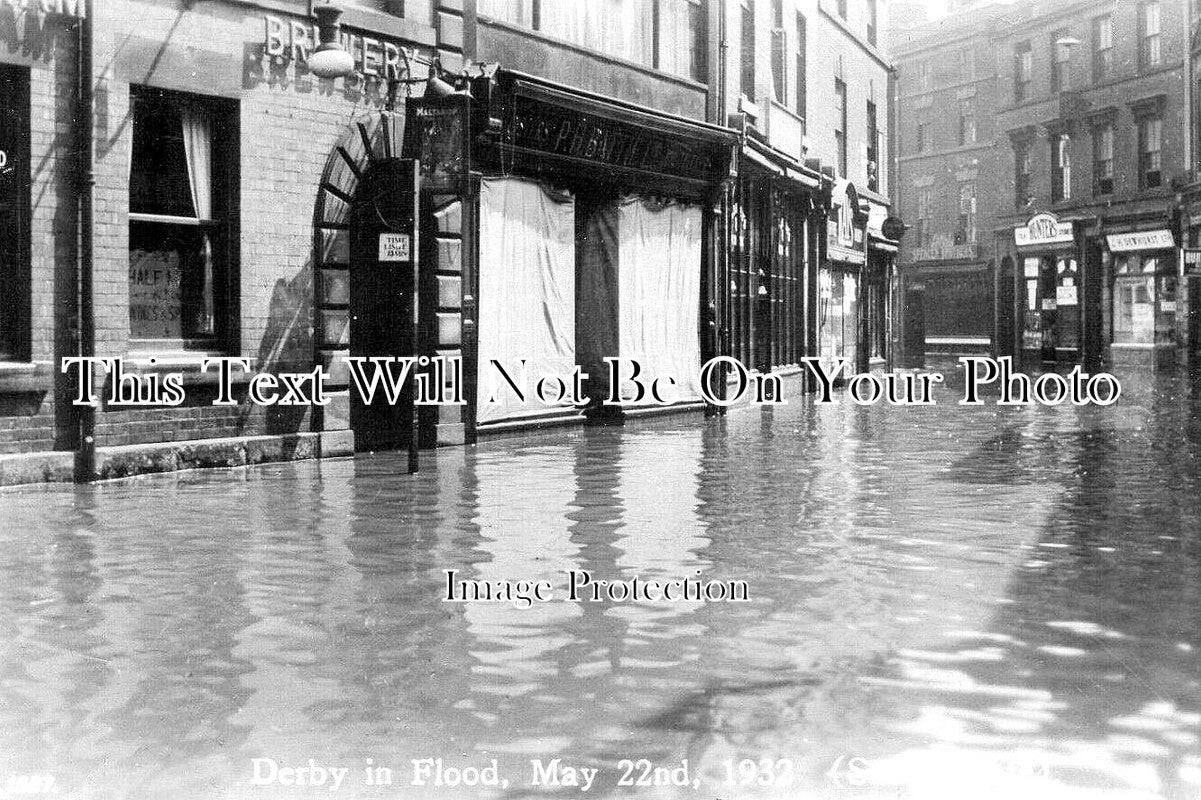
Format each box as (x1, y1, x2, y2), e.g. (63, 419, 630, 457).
(1105, 230, 1174, 253)
(262, 14, 415, 84)
(1015, 212, 1073, 247)
(509, 95, 719, 181)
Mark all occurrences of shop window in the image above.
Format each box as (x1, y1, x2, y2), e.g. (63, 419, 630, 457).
(1093, 123, 1114, 195)
(0, 66, 30, 361)
(1139, 116, 1163, 189)
(1092, 15, 1112, 82)
(834, 78, 847, 177)
(129, 87, 236, 350)
(957, 99, 976, 146)
(1014, 139, 1031, 208)
(1113, 253, 1176, 345)
(1139, 1, 1161, 69)
(771, 0, 786, 102)
(1051, 133, 1071, 202)
(956, 182, 976, 244)
(796, 13, 807, 118)
(1014, 41, 1032, 102)
(1051, 29, 1072, 92)
(740, 0, 755, 101)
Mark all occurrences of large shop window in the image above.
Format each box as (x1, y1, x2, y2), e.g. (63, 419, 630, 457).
(1113, 252, 1176, 346)
(129, 87, 236, 350)
(819, 269, 858, 362)
(477, 178, 577, 425)
(0, 66, 30, 361)
(616, 197, 703, 403)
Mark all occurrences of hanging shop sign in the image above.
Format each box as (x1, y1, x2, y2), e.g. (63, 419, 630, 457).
(1015, 212, 1073, 247)
(1106, 229, 1175, 253)
(404, 99, 470, 191)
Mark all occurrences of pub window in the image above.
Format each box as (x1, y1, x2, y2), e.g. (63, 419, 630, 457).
(1093, 15, 1113, 83)
(957, 98, 975, 146)
(1094, 123, 1114, 195)
(741, 0, 755, 101)
(956, 181, 976, 244)
(129, 87, 236, 350)
(1139, 115, 1163, 189)
(0, 66, 30, 361)
(1139, 1, 1161, 69)
(771, 0, 786, 101)
(1051, 28, 1071, 92)
(1051, 133, 1071, 202)
(796, 13, 808, 117)
(834, 77, 848, 177)
(1014, 41, 1032, 102)
(1014, 139, 1031, 207)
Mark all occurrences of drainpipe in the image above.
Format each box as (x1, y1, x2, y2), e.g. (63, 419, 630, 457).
(75, 7, 96, 482)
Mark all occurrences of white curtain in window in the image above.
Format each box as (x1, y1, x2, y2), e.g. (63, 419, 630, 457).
(477, 177, 577, 425)
(616, 197, 702, 403)
(658, 0, 698, 79)
(180, 105, 214, 335)
(541, 0, 653, 66)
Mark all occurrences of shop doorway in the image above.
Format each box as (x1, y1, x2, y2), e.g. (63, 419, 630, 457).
(348, 159, 421, 452)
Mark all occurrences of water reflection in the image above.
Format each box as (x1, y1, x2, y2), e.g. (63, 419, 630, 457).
(0, 370, 1199, 798)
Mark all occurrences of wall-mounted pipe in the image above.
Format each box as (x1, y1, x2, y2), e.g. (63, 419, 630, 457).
(75, 7, 96, 482)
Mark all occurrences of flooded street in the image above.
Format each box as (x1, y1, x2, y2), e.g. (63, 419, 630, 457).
(2, 369, 1201, 800)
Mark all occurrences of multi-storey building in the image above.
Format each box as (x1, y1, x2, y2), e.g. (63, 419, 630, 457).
(0, 0, 899, 486)
(894, 3, 1010, 356)
(993, 0, 1191, 369)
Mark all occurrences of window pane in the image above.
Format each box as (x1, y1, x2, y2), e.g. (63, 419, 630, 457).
(542, 0, 654, 66)
(659, 0, 705, 81)
(131, 98, 194, 217)
(478, 0, 530, 23)
(129, 222, 215, 341)
(0, 68, 28, 359)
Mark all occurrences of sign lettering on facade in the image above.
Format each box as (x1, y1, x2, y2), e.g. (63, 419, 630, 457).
(1106, 230, 1175, 252)
(1015, 213, 1073, 247)
(262, 15, 417, 84)
(378, 233, 411, 263)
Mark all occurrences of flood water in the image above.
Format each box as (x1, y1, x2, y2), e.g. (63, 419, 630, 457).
(2, 367, 1200, 800)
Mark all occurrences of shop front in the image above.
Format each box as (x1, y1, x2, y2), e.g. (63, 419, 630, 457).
(865, 200, 902, 368)
(1006, 211, 1102, 369)
(403, 69, 736, 441)
(725, 133, 825, 377)
(1105, 227, 1179, 368)
(820, 180, 869, 372)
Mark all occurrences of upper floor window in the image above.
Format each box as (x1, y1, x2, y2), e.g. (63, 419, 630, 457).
(796, 13, 808, 117)
(916, 118, 929, 153)
(915, 186, 933, 248)
(478, 0, 705, 82)
(1014, 41, 1032, 102)
(867, 99, 880, 191)
(837, 0, 847, 20)
(741, 0, 755, 100)
(1093, 15, 1113, 82)
(1014, 139, 1031, 208)
(0, 65, 29, 361)
(1051, 29, 1072, 92)
(956, 182, 977, 244)
(834, 77, 848, 176)
(1052, 133, 1071, 202)
(771, 0, 786, 101)
(1139, 116, 1163, 188)
(917, 60, 932, 93)
(1094, 123, 1114, 195)
(868, 0, 878, 46)
(1140, 2, 1162, 69)
(958, 98, 976, 146)
(958, 47, 974, 82)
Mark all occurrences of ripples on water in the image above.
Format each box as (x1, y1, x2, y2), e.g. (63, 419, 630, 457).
(0, 369, 1199, 799)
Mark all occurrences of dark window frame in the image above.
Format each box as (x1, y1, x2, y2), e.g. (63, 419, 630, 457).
(1138, 114, 1163, 189)
(1014, 40, 1032, 102)
(128, 86, 240, 352)
(1014, 138, 1031, 208)
(834, 77, 848, 176)
(1139, 1, 1162, 70)
(741, 0, 756, 101)
(0, 65, 31, 362)
(867, 99, 879, 191)
(796, 12, 807, 117)
(1092, 14, 1113, 83)
(1051, 28, 1071, 93)
(1093, 123, 1114, 195)
(771, 0, 786, 101)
